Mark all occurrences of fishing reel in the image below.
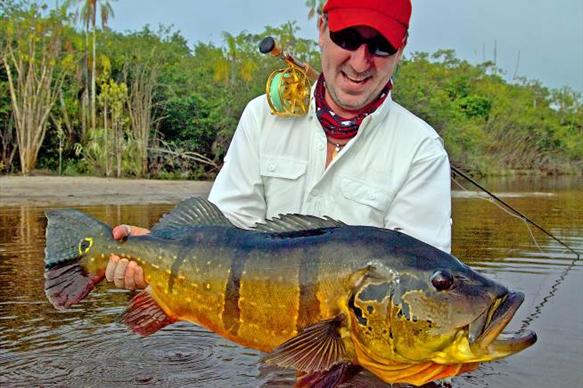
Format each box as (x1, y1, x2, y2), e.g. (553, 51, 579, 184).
(259, 37, 320, 117)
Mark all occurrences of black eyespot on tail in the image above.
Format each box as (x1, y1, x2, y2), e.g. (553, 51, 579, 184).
(80, 239, 91, 251)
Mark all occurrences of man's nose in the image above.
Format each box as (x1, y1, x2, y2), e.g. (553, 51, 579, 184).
(348, 44, 374, 73)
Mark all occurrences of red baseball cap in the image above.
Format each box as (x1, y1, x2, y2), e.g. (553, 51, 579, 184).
(323, 0, 412, 49)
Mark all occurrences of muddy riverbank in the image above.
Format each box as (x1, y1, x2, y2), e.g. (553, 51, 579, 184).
(0, 176, 214, 206)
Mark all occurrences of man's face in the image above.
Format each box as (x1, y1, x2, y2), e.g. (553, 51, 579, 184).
(318, 17, 403, 117)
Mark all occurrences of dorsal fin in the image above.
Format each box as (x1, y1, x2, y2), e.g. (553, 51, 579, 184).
(253, 214, 345, 233)
(150, 197, 233, 238)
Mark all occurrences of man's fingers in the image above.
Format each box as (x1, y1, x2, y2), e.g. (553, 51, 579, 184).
(125, 261, 137, 290)
(112, 225, 131, 240)
(113, 258, 129, 288)
(134, 265, 146, 289)
(130, 226, 150, 236)
(112, 224, 150, 240)
(106, 255, 120, 282)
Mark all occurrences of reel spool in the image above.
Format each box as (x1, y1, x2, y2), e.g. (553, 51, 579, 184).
(265, 66, 311, 116)
(259, 36, 319, 117)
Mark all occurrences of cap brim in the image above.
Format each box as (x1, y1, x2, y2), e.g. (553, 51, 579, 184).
(327, 8, 407, 49)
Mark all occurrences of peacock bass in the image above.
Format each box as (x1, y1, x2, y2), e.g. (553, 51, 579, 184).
(44, 197, 536, 387)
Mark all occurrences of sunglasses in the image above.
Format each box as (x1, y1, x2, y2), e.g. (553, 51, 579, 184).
(329, 28, 398, 57)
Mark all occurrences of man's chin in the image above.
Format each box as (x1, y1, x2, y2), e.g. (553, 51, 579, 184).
(327, 84, 375, 115)
(334, 95, 373, 114)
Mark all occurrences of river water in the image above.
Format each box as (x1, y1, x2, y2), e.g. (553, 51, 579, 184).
(0, 176, 581, 387)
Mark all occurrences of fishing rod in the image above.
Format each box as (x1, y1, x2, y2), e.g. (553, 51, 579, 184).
(258, 35, 580, 260)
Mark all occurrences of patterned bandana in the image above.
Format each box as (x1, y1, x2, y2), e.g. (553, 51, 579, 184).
(315, 74, 392, 140)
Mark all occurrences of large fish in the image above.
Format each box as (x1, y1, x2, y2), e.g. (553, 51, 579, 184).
(44, 197, 536, 386)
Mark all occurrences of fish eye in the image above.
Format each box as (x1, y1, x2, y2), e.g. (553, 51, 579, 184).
(431, 269, 454, 291)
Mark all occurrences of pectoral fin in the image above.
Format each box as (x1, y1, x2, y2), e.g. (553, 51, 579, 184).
(262, 314, 347, 373)
(119, 288, 176, 336)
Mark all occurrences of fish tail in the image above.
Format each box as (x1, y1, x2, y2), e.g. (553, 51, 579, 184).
(44, 209, 113, 309)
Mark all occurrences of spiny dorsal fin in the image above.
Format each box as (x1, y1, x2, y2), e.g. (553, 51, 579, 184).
(262, 314, 347, 372)
(150, 197, 233, 237)
(253, 214, 345, 233)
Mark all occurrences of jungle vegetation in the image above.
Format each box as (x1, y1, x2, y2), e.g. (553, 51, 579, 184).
(1, 0, 581, 178)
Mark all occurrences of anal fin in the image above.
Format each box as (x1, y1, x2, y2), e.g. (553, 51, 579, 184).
(119, 288, 177, 336)
(296, 364, 362, 388)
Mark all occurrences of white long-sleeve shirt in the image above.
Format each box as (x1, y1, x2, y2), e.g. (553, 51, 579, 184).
(209, 92, 452, 253)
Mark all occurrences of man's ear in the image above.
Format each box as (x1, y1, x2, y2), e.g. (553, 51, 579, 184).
(396, 47, 404, 62)
(318, 15, 326, 48)
(394, 45, 406, 63)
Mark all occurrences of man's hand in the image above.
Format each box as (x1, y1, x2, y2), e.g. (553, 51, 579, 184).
(105, 225, 150, 290)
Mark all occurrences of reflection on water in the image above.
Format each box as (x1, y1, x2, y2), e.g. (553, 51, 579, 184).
(1, 176, 582, 387)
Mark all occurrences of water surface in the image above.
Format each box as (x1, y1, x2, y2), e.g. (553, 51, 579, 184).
(1, 176, 581, 387)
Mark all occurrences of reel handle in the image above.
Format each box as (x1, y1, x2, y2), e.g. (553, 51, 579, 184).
(258, 36, 320, 81)
(259, 37, 282, 56)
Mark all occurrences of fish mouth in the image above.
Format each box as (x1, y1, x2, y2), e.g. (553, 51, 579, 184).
(468, 291, 537, 357)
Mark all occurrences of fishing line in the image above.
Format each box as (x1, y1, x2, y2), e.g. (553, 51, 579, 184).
(452, 175, 546, 254)
(451, 166, 579, 259)
(518, 253, 579, 332)
(451, 167, 581, 331)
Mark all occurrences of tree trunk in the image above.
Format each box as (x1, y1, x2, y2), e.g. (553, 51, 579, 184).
(91, 26, 97, 132)
(2, 17, 65, 175)
(126, 61, 158, 177)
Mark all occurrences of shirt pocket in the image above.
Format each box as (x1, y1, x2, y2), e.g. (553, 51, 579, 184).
(340, 176, 394, 214)
(260, 156, 307, 180)
(260, 156, 308, 216)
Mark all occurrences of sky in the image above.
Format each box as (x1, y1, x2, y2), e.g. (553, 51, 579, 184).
(106, 0, 583, 92)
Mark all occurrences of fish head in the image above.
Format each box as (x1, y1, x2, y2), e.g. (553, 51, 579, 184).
(347, 253, 536, 375)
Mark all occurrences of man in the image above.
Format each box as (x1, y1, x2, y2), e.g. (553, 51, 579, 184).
(106, 0, 452, 290)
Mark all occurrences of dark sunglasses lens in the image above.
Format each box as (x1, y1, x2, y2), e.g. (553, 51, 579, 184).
(330, 29, 361, 51)
(330, 29, 397, 57)
(371, 37, 397, 57)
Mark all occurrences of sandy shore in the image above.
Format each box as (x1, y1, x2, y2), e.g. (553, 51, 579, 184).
(0, 176, 214, 206)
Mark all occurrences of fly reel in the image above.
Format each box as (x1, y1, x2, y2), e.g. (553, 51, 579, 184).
(265, 66, 311, 116)
(259, 37, 320, 117)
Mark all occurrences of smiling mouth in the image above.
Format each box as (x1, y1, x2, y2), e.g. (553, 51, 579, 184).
(342, 71, 371, 84)
(468, 291, 537, 356)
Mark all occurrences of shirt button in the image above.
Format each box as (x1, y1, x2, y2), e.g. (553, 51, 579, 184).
(368, 192, 376, 200)
(317, 143, 325, 151)
(268, 162, 276, 171)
